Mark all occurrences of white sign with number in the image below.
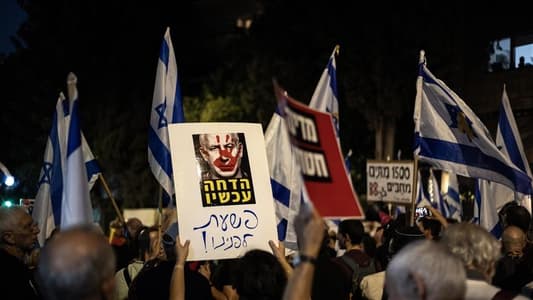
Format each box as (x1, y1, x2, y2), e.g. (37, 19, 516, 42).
(366, 161, 415, 204)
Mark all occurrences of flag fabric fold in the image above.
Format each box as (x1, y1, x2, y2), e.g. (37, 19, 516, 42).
(266, 46, 341, 249)
(414, 61, 532, 195)
(264, 107, 302, 250)
(61, 73, 92, 228)
(416, 171, 432, 208)
(430, 169, 450, 217)
(309, 45, 340, 136)
(444, 172, 462, 220)
(475, 86, 532, 236)
(148, 27, 185, 206)
(33, 74, 101, 245)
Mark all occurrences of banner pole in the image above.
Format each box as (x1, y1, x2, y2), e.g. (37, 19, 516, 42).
(410, 156, 419, 227)
(158, 186, 163, 227)
(99, 173, 125, 224)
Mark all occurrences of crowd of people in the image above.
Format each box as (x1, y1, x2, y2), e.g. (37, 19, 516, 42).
(2, 200, 533, 300)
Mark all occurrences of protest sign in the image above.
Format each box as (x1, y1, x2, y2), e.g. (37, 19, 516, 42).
(168, 123, 278, 261)
(277, 88, 364, 218)
(366, 160, 415, 204)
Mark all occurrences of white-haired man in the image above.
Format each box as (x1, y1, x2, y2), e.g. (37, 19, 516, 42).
(386, 239, 466, 300)
(441, 222, 529, 299)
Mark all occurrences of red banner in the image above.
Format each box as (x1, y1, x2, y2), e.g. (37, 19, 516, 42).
(276, 85, 364, 218)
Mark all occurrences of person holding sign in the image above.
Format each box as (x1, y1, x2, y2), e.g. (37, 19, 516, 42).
(198, 133, 247, 180)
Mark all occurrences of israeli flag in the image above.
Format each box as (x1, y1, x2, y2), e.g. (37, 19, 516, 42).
(264, 105, 302, 250)
(266, 48, 341, 248)
(430, 169, 450, 217)
(33, 74, 101, 245)
(475, 86, 532, 236)
(148, 27, 185, 206)
(416, 171, 432, 208)
(414, 60, 532, 195)
(443, 171, 462, 220)
(61, 73, 92, 229)
(309, 45, 340, 136)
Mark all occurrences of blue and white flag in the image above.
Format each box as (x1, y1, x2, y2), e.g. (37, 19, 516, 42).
(265, 48, 341, 248)
(344, 149, 353, 174)
(430, 169, 450, 217)
(496, 87, 532, 212)
(148, 27, 185, 206)
(309, 45, 340, 137)
(416, 171, 432, 208)
(414, 58, 532, 195)
(61, 73, 92, 229)
(264, 104, 302, 251)
(309, 46, 347, 227)
(442, 171, 462, 220)
(33, 74, 101, 245)
(475, 86, 532, 236)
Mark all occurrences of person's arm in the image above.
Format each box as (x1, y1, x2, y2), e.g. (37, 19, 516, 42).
(282, 203, 324, 300)
(169, 235, 190, 300)
(269, 240, 293, 278)
(426, 205, 448, 229)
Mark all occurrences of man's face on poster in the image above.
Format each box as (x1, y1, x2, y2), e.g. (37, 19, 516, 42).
(199, 133, 243, 178)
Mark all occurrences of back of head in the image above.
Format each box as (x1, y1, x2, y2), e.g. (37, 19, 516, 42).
(338, 219, 365, 244)
(37, 224, 116, 300)
(503, 204, 531, 233)
(388, 225, 425, 257)
(440, 222, 500, 279)
(420, 218, 442, 240)
(502, 225, 526, 255)
(136, 226, 161, 261)
(126, 218, 143, 239)
(386, 240, 466, 300)
(234, 249, 287, 300)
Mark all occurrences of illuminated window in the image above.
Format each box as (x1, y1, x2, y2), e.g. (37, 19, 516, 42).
(488, 38, 511, 72)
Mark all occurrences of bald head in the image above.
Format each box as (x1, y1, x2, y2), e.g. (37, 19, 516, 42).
(502, 226, 526, 255)
(37, 225, 116, 300)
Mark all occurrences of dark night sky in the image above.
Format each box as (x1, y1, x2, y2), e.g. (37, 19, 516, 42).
(0, 0, 26, 53)
(1, 0, 533, 203)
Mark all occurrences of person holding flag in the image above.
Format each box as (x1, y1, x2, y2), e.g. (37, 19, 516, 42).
(148, 27, 185, 207)
(33, 73, 101, 246)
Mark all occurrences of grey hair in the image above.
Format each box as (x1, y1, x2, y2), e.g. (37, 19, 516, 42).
(440, 222, 501, 278)
(0, 206, 28, 241)
(37, 224, 116, 300)
(386, 240, 466, 300)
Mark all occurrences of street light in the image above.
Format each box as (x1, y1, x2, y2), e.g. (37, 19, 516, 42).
(0, 161, 15, 187)
(0, 161, 17, 207)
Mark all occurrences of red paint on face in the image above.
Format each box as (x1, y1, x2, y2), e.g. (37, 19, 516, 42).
(212, 134, 241, 172)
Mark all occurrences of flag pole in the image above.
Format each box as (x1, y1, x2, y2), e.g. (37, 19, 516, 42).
(99, 174, 125, 224)
(158, 186, 163, 229)
(157, 186, 163, 244)
(411, 50, 426, 226)
(410, 157, 418, 226)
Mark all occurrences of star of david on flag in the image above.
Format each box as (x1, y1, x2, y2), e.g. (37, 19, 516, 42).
(33, 74, 101, 246)
(148, 27, 185, 206)
(474, 86, 532, 237)
(413, 52, 531, 196)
